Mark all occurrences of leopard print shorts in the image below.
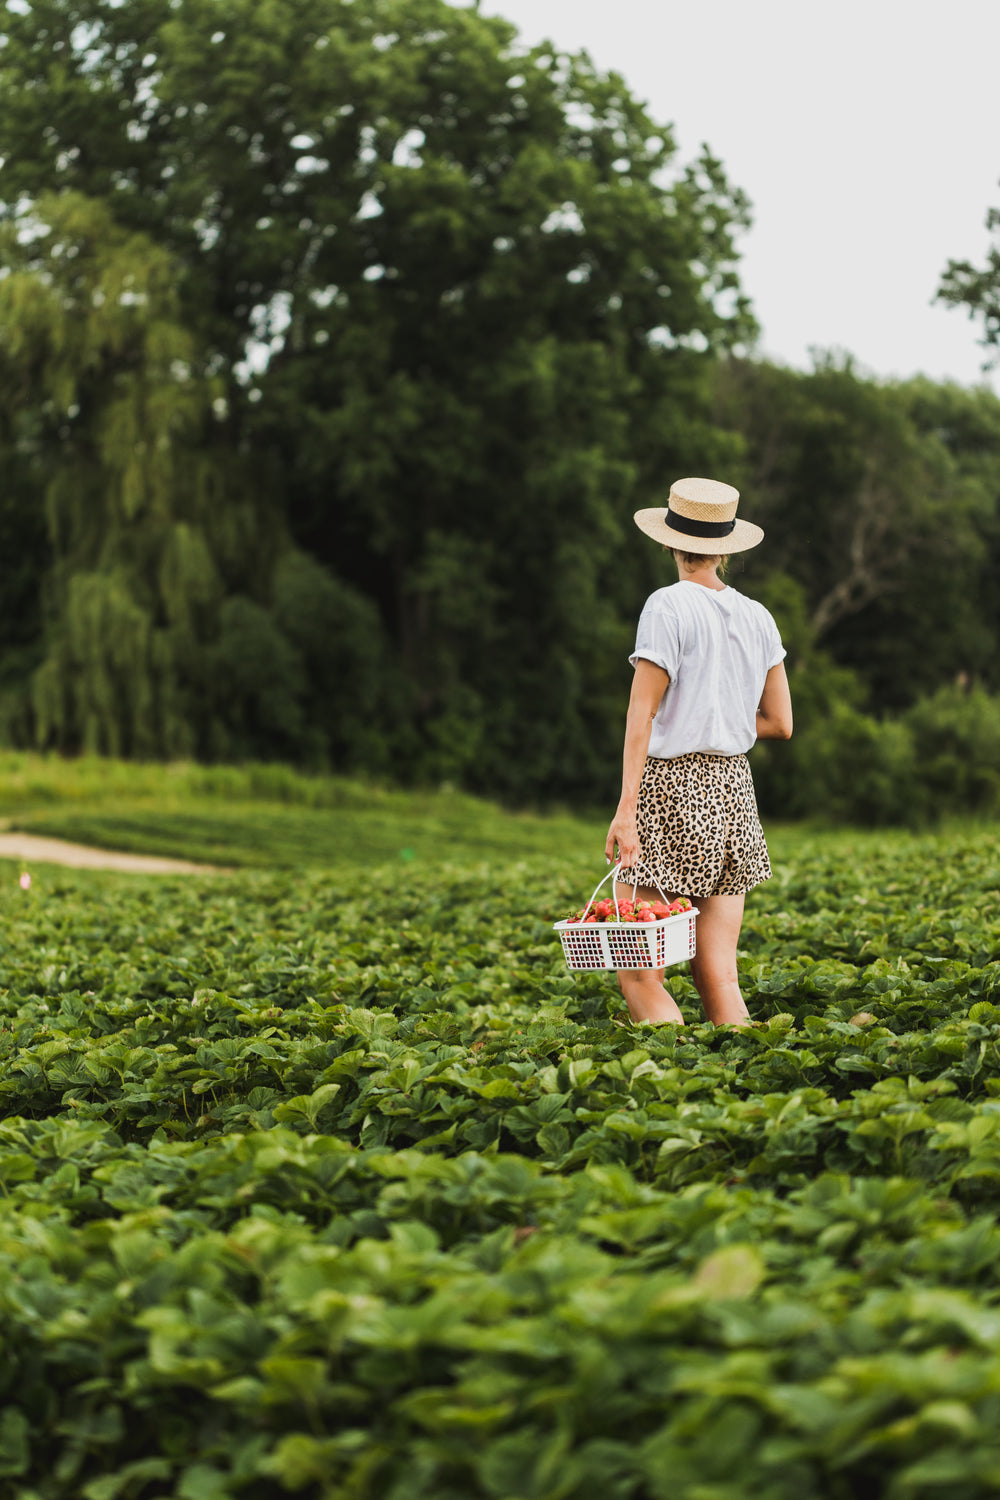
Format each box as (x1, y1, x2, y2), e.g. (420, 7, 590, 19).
(617, 751, 771, 898)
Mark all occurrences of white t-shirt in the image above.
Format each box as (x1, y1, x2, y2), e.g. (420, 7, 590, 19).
(630, 582, 786, 759)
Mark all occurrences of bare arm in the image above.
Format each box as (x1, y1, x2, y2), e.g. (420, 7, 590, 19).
(604, 659, 671, 866)
(756, 661, 793, 740)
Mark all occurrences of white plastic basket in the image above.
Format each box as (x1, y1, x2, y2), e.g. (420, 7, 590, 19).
(553, 864, 698, 972)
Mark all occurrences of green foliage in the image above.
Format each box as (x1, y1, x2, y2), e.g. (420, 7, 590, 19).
(716, 359, 1000, 824)
(0, 190, 382, 766)
(719, 357, 1000, 705)
(271, 552, 388, 767)
(752, 684, 1000, 828)
(3, 820, 1000, 1490)
(903, 686, 1000, 815)
(0, 0, 752, 794)
(939, 199, 1000, 359)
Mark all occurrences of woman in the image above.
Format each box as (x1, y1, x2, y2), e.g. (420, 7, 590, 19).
(605, 476, 792, 1026)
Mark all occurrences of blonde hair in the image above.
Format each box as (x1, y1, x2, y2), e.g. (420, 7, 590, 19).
(670, 549, 729, 577)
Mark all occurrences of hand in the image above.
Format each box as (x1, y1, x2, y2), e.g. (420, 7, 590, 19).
(605, 809, 639, 868)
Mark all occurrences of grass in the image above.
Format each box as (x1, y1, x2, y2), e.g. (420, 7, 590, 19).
(1, 751, 988, 876)
(0, 752, 608, 871)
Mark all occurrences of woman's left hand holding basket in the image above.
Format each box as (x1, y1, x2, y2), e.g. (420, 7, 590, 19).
(605, 808, 639, 868)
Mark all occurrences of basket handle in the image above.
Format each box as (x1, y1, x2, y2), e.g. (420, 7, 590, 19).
(578, 864, 623, 924)
(578, 861, 676, 923)
(620, 862, 676, 909)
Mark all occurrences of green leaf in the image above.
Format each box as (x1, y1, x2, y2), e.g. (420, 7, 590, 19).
(692, 1245, 766, 1300)
(83, 1460, 173, 1500)
(0, 1409, 29, 1477)
(273, 1083, 342, 1130)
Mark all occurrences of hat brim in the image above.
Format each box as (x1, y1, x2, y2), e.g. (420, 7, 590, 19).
(633, 509, 764, 555)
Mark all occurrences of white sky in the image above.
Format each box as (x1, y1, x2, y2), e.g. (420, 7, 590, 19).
(454, 0, 1000, 392)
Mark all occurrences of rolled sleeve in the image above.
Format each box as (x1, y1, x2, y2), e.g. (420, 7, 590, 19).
(629, 594, 680, 677)
(765, 614, 786, 670)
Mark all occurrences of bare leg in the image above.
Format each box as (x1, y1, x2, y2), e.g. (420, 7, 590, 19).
(615, 884, 685, 1024)
(616, 967, 686, 1024)
(689, 892, 750, 1026)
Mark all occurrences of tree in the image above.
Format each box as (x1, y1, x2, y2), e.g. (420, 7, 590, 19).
(714, 355, 1000, 713)
(0, 191, 386, 760)
(939, 199, 1000, 363)
(0, 0, 753, 794)
(0, 411, 50, 744)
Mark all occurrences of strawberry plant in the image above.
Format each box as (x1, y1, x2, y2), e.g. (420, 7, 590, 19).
(3, 822, 1000, 1494)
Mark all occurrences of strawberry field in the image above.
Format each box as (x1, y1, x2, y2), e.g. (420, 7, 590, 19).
(5, 823, 1000, 1498)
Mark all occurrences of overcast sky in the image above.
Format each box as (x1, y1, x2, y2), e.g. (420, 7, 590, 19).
(454, 0, 1000, 392)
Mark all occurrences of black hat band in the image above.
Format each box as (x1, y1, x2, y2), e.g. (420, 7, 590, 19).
(665, 507, 736, 538)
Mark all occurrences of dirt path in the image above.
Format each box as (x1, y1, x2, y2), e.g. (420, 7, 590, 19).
(0, 831, 228, 875)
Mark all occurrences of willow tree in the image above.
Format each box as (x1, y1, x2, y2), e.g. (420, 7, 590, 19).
(0, 194, 216, 755)
(0, 0, 752, 791)
(0, 192, 382, 760)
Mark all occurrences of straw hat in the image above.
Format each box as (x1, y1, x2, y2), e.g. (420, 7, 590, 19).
(633, 477, 763, 555)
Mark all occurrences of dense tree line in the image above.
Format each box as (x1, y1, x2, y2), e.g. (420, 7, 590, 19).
(714, 359, 1000, 821)
(2, 0, 1000, 820)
